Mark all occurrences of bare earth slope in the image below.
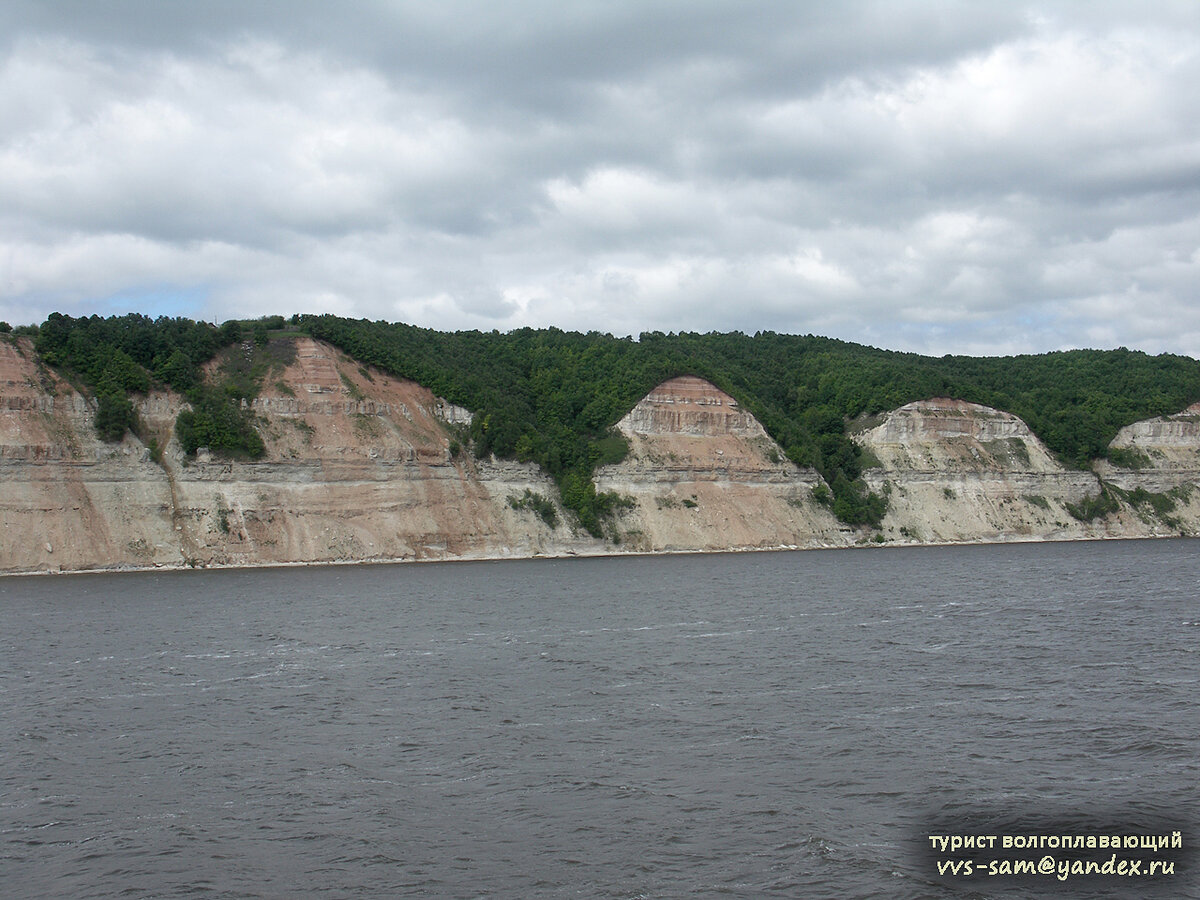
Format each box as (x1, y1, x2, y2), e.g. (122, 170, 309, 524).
(2, 345, 1197, 575)
(1, 338, 180, 572)
(595, 376, 847, 551)
(147, 338, 604, 568)
(854, 398, 1200, 542)
(1094, 402, 1200, 529)
(2, 337, 595, 572)
(1098, 402, 1200, 490)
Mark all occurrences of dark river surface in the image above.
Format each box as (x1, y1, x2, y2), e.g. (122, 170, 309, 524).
(2, 539, 1198, 899)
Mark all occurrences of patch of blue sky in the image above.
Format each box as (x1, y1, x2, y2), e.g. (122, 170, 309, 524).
(96, 285, 212, 321)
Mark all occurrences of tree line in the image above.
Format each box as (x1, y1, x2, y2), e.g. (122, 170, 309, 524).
(299, 316, 1200, 532)
(21, 312, 1200, 534)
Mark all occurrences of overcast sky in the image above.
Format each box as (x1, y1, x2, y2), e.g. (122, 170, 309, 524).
(2, 2, 1198, 356)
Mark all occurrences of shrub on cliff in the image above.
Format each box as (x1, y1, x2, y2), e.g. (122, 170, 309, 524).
(175, 387, 265, 459)
(93, 389, 135, 442)
(296, 315, 1200, 534)
(32, 312, 1200, 533)
(30, 312, 273, 455)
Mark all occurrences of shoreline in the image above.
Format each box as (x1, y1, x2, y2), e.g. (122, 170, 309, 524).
(3, 530, 1192, 579)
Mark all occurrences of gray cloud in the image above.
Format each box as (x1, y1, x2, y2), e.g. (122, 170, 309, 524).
(1, 1, 1199, 357)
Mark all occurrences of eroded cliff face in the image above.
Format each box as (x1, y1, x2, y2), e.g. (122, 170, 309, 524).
(853, 398, 1200, 543)
(595, 376, 848, 552)
(1, 338, 181, 572)
(1097, 403, 1200, 491)
(1, 337, 596, 573)
(3, 344, 1198, 575)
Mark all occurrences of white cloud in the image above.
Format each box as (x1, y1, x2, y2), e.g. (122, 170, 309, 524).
(0, 4, 1198, 356)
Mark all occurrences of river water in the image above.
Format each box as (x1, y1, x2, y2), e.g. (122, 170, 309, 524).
(2, 539, 1198, 898)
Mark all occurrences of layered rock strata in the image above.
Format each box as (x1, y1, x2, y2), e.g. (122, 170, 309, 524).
(3, 339, 1199, 576)
(0, 339, 181, 572)
(595, 376, 846, 552)
(853, 398, 1199, 542)
(1096, 402, 1200, 492)
(1, 337, 592, 573)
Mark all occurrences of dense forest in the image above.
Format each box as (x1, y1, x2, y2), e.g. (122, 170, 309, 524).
(16, 312, 1200, 536)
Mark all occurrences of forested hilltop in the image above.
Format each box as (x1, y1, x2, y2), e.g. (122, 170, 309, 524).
(12, 312, 1200, 535)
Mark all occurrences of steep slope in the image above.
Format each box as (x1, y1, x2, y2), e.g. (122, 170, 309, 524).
(0, 338, 180, 571)
(1098, 402, 1200, 490)
(853, 398, 1197, 542)
(594, 376, 847, 551)
(4, 339, 1199, 575)
(854, 399, 1109, 542)
(1093, 402, 1200, 531)
(1, 336, 599, 573)
(136, 338, 599, 568)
